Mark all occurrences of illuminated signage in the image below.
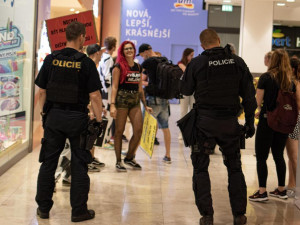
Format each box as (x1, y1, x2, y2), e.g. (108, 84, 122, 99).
(222, 5, 233, 12)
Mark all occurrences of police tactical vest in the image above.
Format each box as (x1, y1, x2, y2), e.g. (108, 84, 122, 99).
(195, 48, 240, 113)
(46, 50, 86, 104)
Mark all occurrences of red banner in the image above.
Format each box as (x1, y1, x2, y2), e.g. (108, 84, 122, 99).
(46, 10, 98, 51)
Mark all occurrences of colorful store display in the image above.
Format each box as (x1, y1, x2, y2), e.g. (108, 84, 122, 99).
(0, 0, 36, 170)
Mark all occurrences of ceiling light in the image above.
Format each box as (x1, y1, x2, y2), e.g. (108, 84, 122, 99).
(223, 0, 231, 2)
(75, 11, 80, 14)
(277, 2, 286, 6)
(70, 8, 75, 12)
(286, 0, 295, 2)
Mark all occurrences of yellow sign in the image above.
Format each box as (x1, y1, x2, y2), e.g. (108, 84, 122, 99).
(140, 111, 157, 158)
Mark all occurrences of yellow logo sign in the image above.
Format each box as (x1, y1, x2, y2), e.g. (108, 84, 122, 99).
(272, 29, 284, 38)
(174, 0, 194, 9)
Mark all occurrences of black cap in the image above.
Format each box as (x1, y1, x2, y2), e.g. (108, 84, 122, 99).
(86, 44, 105, 56)
(137, 43, 152, 56)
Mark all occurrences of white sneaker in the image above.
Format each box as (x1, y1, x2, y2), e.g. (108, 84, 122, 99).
(116, 161, 127, 172)
(88, 164, 100, 172)
(287, 189, 296, 198)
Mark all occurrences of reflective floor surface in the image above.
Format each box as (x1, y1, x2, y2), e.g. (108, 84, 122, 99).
(0, 104, 300, 225)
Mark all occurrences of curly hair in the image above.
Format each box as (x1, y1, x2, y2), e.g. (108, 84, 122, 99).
(116, 40, 136, 84)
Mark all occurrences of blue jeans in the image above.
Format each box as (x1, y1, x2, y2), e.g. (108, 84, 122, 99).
(147, 96, 169, 129)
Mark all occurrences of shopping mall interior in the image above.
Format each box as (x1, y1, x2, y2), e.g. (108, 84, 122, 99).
(0, 0, 300, 224)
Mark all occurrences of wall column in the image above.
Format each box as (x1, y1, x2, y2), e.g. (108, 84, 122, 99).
(239, 0, 273, 74)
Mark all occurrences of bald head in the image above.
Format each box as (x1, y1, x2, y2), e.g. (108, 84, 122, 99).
(199, 29, 220, 50)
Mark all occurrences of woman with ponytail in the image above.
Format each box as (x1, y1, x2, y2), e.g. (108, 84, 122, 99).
(110, 41, 152, 172)
(249, 49, 294, 202)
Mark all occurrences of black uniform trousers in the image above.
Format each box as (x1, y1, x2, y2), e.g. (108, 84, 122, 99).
(191, 115, 246, 217)
(35, 108, 92, 216)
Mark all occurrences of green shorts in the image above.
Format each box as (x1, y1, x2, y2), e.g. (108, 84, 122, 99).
(116, 89, 140, 109)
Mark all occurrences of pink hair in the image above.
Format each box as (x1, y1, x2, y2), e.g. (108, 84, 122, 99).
(116, 40, 136, 84)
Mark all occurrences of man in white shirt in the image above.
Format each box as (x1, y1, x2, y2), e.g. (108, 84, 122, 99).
(98, 37, 117, 145)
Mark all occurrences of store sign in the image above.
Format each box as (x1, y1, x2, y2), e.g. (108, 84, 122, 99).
(272, 26, 300, 50)
(46, 10, 98, 51)
(0, 26, 22, 51)
(174, 0, 194, 9)
(297, 37, 300, 47)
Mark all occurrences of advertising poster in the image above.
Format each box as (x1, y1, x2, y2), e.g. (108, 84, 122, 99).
(121, 0, 207, 63)
(140, 111, 157, 158)
(0, 18, 25, 117)
(46, 10, 98, 51)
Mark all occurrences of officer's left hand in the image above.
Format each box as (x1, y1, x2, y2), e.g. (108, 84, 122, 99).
(146, 106, 153, 114)
(244, 123, 255, 139)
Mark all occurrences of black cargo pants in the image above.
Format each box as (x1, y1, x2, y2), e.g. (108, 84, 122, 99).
(191, 115, 246, 217)
(35, 108, 92, 216)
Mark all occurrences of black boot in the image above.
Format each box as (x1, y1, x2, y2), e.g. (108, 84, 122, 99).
(234, 215, 247, 225)
(37, 208, 49, 219)
(200, 215, 213, 225)
(71, 209, 95, 222)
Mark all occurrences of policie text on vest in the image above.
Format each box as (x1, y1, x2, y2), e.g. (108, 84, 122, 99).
(52, 59, 81, 69)
(209, 59, 235, 67)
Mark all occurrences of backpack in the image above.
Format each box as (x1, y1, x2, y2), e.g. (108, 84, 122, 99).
(154, 58, 183, 99)
(267, 89, 298, 134)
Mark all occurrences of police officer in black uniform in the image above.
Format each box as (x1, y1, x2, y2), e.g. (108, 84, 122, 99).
(180, 29, 256, 225)
(35, 21, 103, 222)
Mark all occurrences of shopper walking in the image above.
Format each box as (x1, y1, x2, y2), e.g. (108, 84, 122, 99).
(180, 29, 256, 225)
(178, 48, 195, 140)
(249, 49, 295, 202)
(35, 21, 103, 222)
(110, 40, 152, 172)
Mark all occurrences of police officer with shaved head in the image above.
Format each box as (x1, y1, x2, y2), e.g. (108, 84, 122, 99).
(180, 29, 256, 225)
(35, 21, 103, 222)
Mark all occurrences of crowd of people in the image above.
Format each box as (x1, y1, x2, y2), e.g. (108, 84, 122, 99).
(34, 21, 300, 225)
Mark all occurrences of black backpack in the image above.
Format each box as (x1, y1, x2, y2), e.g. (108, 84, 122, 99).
(154, 58, 183, 99)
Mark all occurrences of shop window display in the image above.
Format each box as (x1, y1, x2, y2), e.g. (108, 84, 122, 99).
(0, 0, 36, 169)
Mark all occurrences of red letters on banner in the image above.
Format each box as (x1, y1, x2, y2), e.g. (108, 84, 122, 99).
(46, 10, 98, 51)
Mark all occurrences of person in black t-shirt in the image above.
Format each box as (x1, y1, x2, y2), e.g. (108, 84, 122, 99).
(138, 43, 172, 163)
(110, 41, 152, 172)
(35, 21, 102, 222)
(249, 49, 294, 202)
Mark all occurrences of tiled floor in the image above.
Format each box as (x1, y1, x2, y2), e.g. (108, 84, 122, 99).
(0, 104, 300, 224)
